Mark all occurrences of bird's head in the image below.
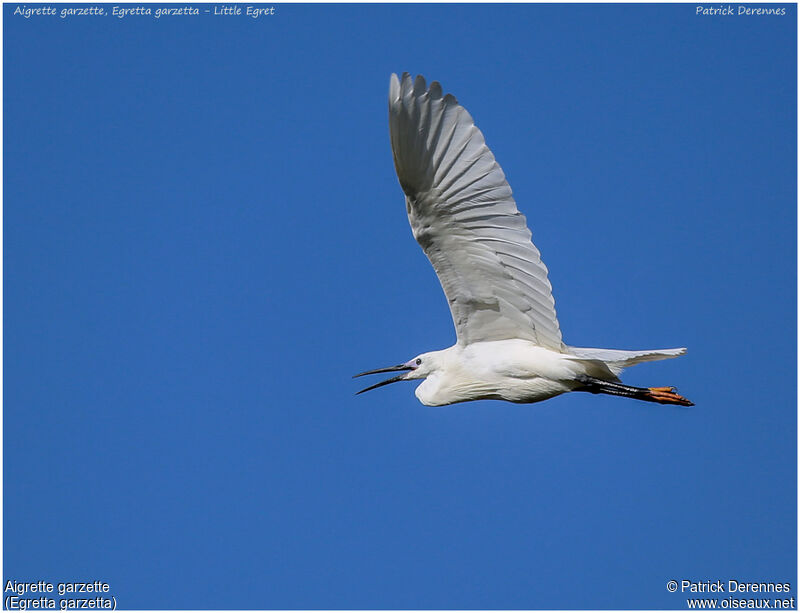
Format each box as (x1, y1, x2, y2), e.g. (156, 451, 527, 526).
(353, 352, 437, 394)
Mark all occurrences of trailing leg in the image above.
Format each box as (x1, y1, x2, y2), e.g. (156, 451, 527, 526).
(575, 375, 694, 406)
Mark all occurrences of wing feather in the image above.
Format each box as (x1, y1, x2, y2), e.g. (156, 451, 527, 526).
(388, 73, 564, 349)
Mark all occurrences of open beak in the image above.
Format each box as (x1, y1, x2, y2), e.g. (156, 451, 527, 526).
(353, 364, 414, 395)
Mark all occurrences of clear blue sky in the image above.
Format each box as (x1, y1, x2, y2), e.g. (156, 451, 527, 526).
(4, 3, 796, 609)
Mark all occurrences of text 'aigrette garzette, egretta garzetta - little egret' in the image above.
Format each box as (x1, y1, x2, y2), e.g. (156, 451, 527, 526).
(355, 73, 692, 407)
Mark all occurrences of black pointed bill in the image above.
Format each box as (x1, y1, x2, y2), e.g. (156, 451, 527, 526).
(353, 364, 412, 378)
(353, 363, 414, 395)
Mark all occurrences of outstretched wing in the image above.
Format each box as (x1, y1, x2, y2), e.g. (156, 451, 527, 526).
(388, 73, 564, 350)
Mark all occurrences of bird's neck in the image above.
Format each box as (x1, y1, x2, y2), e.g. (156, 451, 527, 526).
(413, 345, 479, 406)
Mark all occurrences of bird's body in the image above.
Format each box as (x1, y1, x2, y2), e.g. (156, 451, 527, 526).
(408, 341, 581, 406)
(355, 73, 693, 408)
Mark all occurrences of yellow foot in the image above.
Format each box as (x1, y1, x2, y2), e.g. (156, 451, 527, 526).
(647, 386, 694, 406)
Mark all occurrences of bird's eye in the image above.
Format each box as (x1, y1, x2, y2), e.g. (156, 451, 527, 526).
(415, 358, 422, 365)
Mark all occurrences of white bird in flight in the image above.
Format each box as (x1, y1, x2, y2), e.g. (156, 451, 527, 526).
(355, 73, 692, 407)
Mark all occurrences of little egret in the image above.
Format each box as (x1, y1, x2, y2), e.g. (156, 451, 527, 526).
(355, 73, 693, 407)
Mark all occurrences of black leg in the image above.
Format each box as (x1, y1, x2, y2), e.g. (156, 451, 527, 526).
(575, 375, 694, 406)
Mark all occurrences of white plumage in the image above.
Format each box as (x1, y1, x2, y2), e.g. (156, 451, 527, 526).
(355, 73, 692, 408)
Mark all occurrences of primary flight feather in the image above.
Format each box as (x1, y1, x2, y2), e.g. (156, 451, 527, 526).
(355, 73, 692, 408)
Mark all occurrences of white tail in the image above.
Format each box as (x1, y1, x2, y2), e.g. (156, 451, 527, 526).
(568, 346, 686, 376)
